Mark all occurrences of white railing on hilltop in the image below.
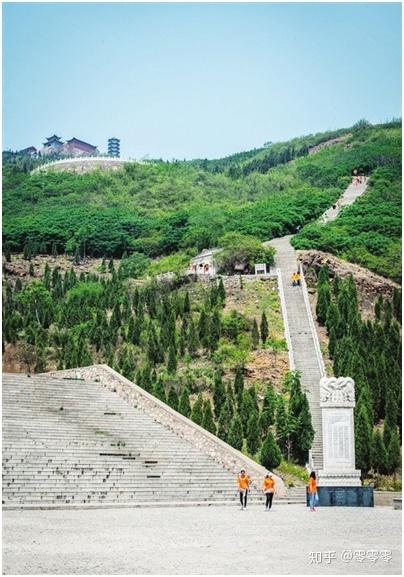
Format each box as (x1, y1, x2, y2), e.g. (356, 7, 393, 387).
(299, 263, 326, 378)
(32, 155, 137, 174)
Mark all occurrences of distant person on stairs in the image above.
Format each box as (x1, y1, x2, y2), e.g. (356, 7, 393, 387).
(291, 272, 297, 287)
(237, 469, 250, 510)
(308, 471, 318, 512)
(263, 473, 275, 511)
(295, 271, 301, 286)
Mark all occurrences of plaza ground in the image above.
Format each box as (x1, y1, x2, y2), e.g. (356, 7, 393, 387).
(2, 504, 401, 575)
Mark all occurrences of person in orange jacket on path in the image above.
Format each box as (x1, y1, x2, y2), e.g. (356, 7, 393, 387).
(263, 473, 276, 511)
(237, 469, 250, 510)
(308, 471, 318, 511)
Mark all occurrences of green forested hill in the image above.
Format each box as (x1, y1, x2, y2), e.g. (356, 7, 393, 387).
(3, 120, 401, 279)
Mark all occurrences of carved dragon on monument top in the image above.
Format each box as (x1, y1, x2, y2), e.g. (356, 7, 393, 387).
(320, 376, 355, 407)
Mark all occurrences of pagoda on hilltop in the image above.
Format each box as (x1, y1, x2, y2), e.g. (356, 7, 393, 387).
(42, 134, 64, 155)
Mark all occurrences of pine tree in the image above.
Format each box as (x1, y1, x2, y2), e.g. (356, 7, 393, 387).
(217, 399, 232, 441)
(51, 242, 58, 257)
(213, 367, 226, 419)
(183, 292, 191, 315)
(167, 386, 179, 411)
(316, 285, 331, 325)
(191, 393, 204, 426)
(108, 257, 115, 273)
(246, 411, 260, 455)
(317, 265, 330, 286)
(260, 430, 282, 470)
(374, 295, 384, 321)
(227, 414, 244, 450)
(386, 428, 401, 476)
(288, 373, 314, 464)
(202, 400, 216, 435)
(240, 389, 254, 435)
(188, 317, 199, 357)
(178, 386, 191, 417)
(251, 319, 260, 349)
(167, 342, 177, 374)
(217, 278, 226, 305)
(354, 401, 373, 476)
(198, 309, 209, 349)
(234, 366, 244, 408)
(392, 288, 401, 323)
(328, 326, 337, 359)
(209, 309, 221, 351)
(259, 383, 277, 436)
(5, 246, 11, 263)
(260, 312, 269, 344)
(142, 364, 152, 393)
(372, 429, 387, 474)
(153, 376, 166, 403)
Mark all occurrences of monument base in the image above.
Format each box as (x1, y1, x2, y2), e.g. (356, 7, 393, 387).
(318, 469, 362, 487)
(307, 486, 374, 507)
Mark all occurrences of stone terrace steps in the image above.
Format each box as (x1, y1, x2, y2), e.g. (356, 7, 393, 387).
(268, 236, 324, 470)
(3, 374, 305, 508)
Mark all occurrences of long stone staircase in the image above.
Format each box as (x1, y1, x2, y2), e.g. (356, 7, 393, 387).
(269, 237, 325, 470)
(2, 372, 305, 508)
(266, 177, 369, 472)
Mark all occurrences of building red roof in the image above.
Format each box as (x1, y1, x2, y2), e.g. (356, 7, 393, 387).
(66, 138, 98, 152)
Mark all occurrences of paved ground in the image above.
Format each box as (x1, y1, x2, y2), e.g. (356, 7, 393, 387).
(2, 504, 401, 574)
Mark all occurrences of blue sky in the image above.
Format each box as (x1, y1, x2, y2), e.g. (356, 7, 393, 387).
(3, 2, 402, 159)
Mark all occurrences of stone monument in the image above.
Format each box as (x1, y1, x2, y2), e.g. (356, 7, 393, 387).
(318, 376, 361, 487)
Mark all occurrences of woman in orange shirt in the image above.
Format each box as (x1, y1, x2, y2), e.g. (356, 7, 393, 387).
(263, 473, 275, 511)
(308, 471, 318, 511)
(237, 469, 250, 510)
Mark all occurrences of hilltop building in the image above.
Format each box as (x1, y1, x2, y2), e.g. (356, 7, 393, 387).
(63, 137, 99, 156)
(19, 146, 38, 156)
(108, 137, 120, 157)
(42, 135, 64, 155)
(41, 135, 98, 157)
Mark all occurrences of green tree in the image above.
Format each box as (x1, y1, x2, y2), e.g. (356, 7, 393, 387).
(246, 411, 261, 455)
(259, 383, 277, 436)
(202, 400, 216, 435)
(217, 399, 232, 441)
(209, 309, 221, 352)
(234, 366, 244, 408)
(227, 414, 244, 450)
(213, 367, 226, 419)
(260, 430, 282, 470)
(178, 386, 191, 417)
(372, 429, 387, 475)
(167, 386, 179, 411)
(316, 284, 331, 325)
(260, 312, 269, 344)
(251, 319, 260, 349)
(355, 401, 373, 476)
(167, 342, 177, 374)
(386, 428, 401, 476)
(191, 393, 204, 426)
(153, 376, 166, 403)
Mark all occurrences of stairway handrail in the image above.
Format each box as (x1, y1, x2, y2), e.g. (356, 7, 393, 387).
(299, 263, 326, 378)
(276, 267, 295, 371)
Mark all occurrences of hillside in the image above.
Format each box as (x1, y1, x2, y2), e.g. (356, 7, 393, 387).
(3, 120, 401, 280)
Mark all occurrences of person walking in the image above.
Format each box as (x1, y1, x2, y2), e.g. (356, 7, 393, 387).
(263, 473, 275, 511)
(237, 468, 250, 510)
(308, 471, 318, 512)
(291, 272, 297, 287)
(295, 271, 301, 286)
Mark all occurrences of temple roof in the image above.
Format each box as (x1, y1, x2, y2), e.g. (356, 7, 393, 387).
(66, 137, 98, 150)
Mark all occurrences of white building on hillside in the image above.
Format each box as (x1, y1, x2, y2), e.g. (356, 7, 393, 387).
(187, 248, 222, 277)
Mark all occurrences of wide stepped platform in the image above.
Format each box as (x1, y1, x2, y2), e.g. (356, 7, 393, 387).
(2, 373, 304, 508)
